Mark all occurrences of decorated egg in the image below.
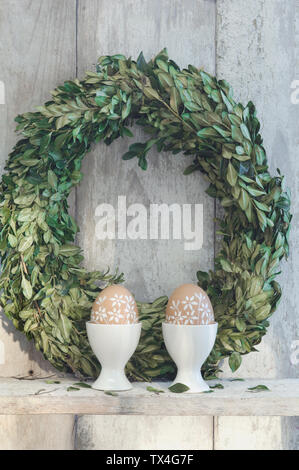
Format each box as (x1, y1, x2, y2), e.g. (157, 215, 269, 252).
(166, 283, 214, 325)
(91, 285, 139, 324)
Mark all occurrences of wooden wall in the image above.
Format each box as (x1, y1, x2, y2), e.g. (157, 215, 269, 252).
(0, 0, 298, 450)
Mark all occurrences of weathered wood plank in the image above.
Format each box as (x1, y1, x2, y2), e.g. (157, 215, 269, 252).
(216, 0, 299, 450)
(0, 378, 298, 416)
(75, 0, 217, 450)
(0, 415, 74, 450)
(0, 0, 77, 378)
(76, 415, 213, 450)
(214, 416, 284, 450)
(0, 0, 77, 450)
(217, 0, 299, 380)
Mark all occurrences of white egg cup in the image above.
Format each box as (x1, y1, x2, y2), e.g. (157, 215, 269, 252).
(86, 322, 142, 391)
(162, 322, 218, 393)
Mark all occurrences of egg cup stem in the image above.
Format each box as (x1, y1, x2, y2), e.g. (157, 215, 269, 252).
(86, 322, 142, 391)
(162, 322, 218, 393)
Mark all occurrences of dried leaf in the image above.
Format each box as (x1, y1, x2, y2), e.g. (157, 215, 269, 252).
(168, 383, 190, 393)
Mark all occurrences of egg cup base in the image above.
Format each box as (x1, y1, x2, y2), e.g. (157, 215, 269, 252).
(92, 368, 132, 391)
(162, 322, 218, 393)
(86, 322, 142, 392)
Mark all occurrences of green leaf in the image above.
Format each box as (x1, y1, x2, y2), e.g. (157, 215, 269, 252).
(210, 383, 224, 389)
(143, 87, 161, 101)
(222, 147, 232, 159)
(254, 145, 265, 165)
(197, 127, 218, 139)
(19, 159, 40, 167)
(136, 51, 148, 72)
(158, 71, 174, 88)
(236, 145, 244, 155)
(235, 318, 246, 332)
(220, 91, 233, 112)
(228, 114, 242, 126)
(168, 383, 190, 393)
(67, 386, 80, 392)
(196, 270, 210, 283)
(56, 115, 70, 130)
(48, 170, 58, 189)
(21, 277, 33, 300)
(227, 162, 238, 186)
(8, 234, 18, 248)
(104, 391, 118, 396)
(213, 125, 231, 138)
(18, 235, 33, 253)
(58, 314, 73, 341)
(170, 87, 181, 113)
(73, 382, 92, 389)
(238, 189, 249, 210)
(200, 71, 216, 89)
(40, 134, 52, 152)
(146, 386, 165, 394)
(239, 184, 265, 197)
(254, 200, 270, 212)
(247, 385, 270, 393)
(138, 155, 148, 171)
(233, 154, 250, 162)
(59, 244, 81, 257)
(256, 209, 267, 231)
(184, 101, 200, 112)
(122, 95, 132, 120)
(220, 259, 233, 272)
(45, 380, 61, 384)
(122, 151, 136, 161)
(14, 194, 36, 205)
(54, 132, 69, 150)
(231, 125, 244, 144)
(240, 123, 251, 141)
(229, 378, 245, 382)
(228, 352, 242, 372)
(183, 164, 199, 175)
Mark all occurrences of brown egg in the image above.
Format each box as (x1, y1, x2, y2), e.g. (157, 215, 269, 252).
(166, 283, 214, 325)
(91, 285, 139, 324)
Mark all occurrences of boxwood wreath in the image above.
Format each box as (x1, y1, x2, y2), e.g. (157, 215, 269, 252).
(0, 49, 291, 381)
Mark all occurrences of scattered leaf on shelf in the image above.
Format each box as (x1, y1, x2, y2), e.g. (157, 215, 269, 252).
(168, 383, 190, 393)
(146, 386, 165, 394)
(210, 383, 224, 389)
(104, 391, 118, 396)
(247, 385, 270, 393)
(34, 388, 58, 395)
(73, 382, 92, 388)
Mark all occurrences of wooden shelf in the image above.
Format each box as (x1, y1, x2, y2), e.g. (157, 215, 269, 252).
(0, 378, 298, 416)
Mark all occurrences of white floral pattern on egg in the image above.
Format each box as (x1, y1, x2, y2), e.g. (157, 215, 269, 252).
(166, 284, 214, 325)
(91, 285, 139, 324)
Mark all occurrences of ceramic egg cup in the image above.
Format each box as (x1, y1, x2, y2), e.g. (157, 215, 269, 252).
(162, 322, 218, 393)
(86, 321, 141, 391)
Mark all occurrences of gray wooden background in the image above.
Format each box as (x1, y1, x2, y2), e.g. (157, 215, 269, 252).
(0, 0, 298, 450)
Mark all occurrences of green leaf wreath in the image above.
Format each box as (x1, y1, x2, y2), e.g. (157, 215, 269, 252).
(0, 49, 291, 380)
